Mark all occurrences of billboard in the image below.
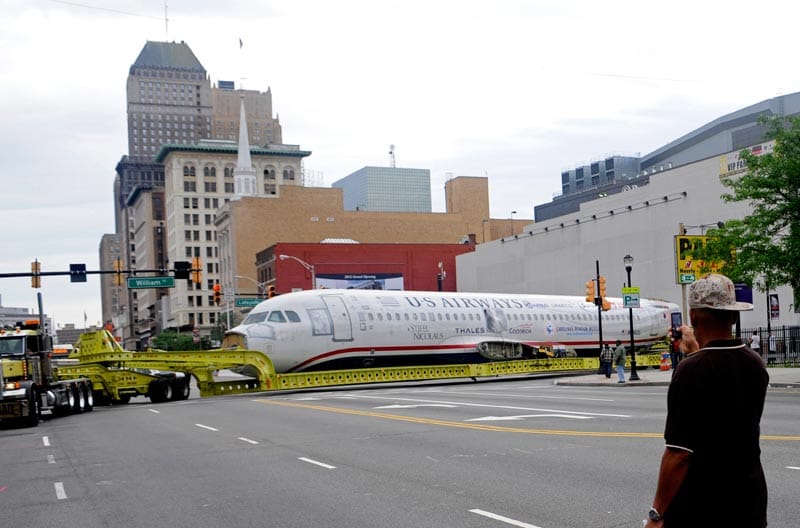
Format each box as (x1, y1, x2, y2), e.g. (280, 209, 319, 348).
(673, 235, 726, 284)
(316, 273, 404, 290)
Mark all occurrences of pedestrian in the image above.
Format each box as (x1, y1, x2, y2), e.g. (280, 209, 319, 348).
(644, 273, 768, 527)
(768, 334, 777, 364)
(600, 344, 613, 378)
(613, 339, 626, 383)
(748, 331, 761, 357)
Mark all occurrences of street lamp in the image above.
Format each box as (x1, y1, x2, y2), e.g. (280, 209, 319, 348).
(235, 275, 267, 297)
(624, 254, 640, 381)
(510, 210, 517, 235)
(278, 254, 316, 289)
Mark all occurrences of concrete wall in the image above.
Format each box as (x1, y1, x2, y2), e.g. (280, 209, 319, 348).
(457, 154, 799, 329)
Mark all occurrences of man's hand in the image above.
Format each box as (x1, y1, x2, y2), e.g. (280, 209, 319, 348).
(677, 324, 699, 355)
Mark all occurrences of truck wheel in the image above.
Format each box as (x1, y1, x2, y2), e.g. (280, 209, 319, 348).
(71, 385, 86, 414)
(82, 383, 94, 412)
(149, 379, 172, 403)
(173, 376, 191, 400)
(26, 389, 40, 427)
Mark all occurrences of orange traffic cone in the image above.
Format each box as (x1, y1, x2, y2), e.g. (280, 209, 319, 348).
(660, 350, 671, 371)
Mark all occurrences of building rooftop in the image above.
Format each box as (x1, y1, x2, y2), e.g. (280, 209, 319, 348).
(155, 142, 311, 162)
(131, 41, 206, 73)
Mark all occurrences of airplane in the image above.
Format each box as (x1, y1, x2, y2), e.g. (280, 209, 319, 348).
(222, 289, 681, 373)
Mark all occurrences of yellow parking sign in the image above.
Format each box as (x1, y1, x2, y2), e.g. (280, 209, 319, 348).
(674, 235, 725, 284)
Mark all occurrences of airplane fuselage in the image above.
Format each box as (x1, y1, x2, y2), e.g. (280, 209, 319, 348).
(224, 289, 679, 373)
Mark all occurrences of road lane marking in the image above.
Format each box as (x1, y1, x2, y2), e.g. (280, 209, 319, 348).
(195, 423, 219, 432)
(788, 466, 800, 470)
(298, 457, 336, 469)
(238, 437, 259, 445)
(42, 436, 50, 447)
(354, 395, 631, 418)
(148, 409, 160, 414)
(432, 390, 615, 402)
(374, 404, 457, 409)
(469, 509, 542, 528)
(54, 482, 67, 500)
(256, 399, 800, 441)
(47, 454, 55, 464)
(467, 414, 591, 421)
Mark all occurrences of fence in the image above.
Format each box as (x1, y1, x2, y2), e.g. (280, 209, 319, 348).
(739, 325, 800, 366)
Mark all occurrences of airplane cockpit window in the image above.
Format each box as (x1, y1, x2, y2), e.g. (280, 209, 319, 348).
(243, 312, 269, 325)
(285, 311, 301, 322)
(267, 311, 287, 323)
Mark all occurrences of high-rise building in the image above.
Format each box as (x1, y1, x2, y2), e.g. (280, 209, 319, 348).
(332, 166, 432, 212)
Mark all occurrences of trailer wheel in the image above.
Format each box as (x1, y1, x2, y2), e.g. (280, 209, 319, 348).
(25, 389, 40, 427)
(111, 394, 131, 405)
(82, 383, 94, 412)
(71, 385, 86, 414)
(173, 376, 191, 401)
(149, 379, 172, 403)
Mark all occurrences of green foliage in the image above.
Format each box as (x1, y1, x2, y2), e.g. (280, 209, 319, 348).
(691, 115, 800, 293)
(151, 330, 210, 351)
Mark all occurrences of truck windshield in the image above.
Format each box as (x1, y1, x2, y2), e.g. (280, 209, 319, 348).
(0, 336, 26, 357)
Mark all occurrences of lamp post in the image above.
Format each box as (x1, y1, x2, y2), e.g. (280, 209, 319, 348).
(278, 254, 316, 290)
(510, 210, 517, 235)
(624, 254, 640, 381)
(235, 275, 267, 298)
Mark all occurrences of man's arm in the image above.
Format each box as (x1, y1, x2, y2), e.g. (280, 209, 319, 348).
(644, 446, 691, 527)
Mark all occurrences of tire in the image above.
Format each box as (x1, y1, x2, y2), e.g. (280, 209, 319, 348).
(173, 376, 190, 401)
(25, 389, 40, 427)
(72, 385, 86, 414)
(82, 383, 94, 412)
(149, 379, 172, 403)
(111, 394, 131, 405)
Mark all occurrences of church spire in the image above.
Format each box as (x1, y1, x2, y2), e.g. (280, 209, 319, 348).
(233, 97, 256, 199)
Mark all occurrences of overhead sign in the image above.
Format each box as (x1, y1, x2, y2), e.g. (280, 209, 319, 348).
(674, 235, 726, 284)
(622, 287, 640, 308)
(718, 140, 774, 179)
(127, 276, 175, 289)
(235, 297, 261, 308)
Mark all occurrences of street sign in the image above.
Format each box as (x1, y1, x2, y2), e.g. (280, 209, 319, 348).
(127, 276, 175, 289)
(622, 287, 641, 309)
(235, 297, 261, 308)
(679, 273, 696, 284)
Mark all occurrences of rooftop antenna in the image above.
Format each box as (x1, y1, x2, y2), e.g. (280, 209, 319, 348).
(164, 1, 169, 41)
(389, 144, 396, 168)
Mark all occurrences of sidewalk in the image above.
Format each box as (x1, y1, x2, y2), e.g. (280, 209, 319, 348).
(554, 367, 800, 389)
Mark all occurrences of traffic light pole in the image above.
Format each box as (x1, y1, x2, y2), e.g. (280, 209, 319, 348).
(596, 260, 604, 363)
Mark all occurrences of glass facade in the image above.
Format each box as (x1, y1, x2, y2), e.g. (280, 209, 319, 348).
(332, 166, 432, 213)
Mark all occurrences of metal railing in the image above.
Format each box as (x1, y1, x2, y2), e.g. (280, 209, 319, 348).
(740, 325, 800, 366)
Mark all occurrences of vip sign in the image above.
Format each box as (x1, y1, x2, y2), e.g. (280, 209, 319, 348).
(673, 235, 726, 284)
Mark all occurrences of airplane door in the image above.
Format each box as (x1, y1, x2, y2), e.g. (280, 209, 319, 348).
(321, 294, 354, 342)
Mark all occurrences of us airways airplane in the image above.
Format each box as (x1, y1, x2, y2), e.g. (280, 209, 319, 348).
(222, 289, 680, 373)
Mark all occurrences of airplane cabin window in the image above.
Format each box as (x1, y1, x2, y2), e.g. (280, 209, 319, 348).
(377, 313, 384, 321)
(421, 313, 427, 321)
(445, 313, 450, 320)
(285, 311, 301, 322)
(267, 311, 286, 323)
(243, 311, 268, 324)
(404, 313, 410, 320)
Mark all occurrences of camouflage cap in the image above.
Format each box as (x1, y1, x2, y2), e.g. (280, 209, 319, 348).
(688, 273, 753, 311)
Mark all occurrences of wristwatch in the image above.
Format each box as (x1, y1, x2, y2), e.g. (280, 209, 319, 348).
(648, 507, 663, 521)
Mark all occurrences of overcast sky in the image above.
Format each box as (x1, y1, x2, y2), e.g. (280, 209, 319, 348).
(1, 0, 798, 328)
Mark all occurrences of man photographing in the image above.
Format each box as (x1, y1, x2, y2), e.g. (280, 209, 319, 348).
(645, 274, 768, 527)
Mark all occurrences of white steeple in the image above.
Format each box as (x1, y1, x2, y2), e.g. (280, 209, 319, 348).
(233, 97, 256, 199)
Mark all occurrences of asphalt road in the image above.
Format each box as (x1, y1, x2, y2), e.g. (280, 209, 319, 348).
(2, 377, 799, 528)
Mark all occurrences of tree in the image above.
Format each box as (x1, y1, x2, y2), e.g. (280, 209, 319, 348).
(692, 115, 800, 304)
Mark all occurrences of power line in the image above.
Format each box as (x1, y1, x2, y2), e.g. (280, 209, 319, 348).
(45, 0, 163, 20)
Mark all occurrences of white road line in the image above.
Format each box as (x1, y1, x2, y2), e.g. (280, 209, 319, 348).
(42, 436, 50, 447)
(54, 482, 67, 500)
(47, 454, 56, 464)
(469, 509, 542, 528)
(298, 457, 336, 469)
(374, 404, 458, 409)
(195, 423, 219, 431)
(238, 437, 259, 445)
(354, 395, 630, 418)
(148, 409, 160, 414)
(787, 466, 800, 471)
(430, 390, 615, 402)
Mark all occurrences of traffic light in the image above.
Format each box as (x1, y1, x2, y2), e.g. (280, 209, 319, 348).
(173, 261, 191, 280)
(584, 280, 594, 303)
(31, 259, 41, 288)
(598, 275, 610, 311)
(213, 283, 221, 305)
(267, 285, 277, 298)
(191, 257, 202, 285)
(113, 258, 124, 286)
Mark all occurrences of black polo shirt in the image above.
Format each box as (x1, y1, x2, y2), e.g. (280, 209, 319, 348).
(663, 339, 769, 527)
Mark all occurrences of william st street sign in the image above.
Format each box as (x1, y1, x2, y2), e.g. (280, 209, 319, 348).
(127, 276, 175, 289)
